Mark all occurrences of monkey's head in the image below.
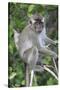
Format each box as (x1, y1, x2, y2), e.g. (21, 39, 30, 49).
(29, 13, 45, 33)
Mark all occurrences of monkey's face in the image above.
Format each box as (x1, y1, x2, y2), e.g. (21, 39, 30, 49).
(29, 14, 45, 33)
(30, 18, 44, 33)
(33, 18, 44, 33)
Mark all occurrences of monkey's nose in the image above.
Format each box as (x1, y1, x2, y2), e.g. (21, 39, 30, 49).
(37, 30, 42, 33)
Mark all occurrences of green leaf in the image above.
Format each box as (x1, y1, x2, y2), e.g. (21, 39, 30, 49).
(22, 80, 25, 85)
(47, 77, 58, 85)
(9, 72, 17, 80)
(47, 78, 53, 85)
(28, 5, 35, 13)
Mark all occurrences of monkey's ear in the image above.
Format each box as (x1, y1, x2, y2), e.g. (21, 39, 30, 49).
(29, 20, 32, 24)
(29, 19, 36, 25)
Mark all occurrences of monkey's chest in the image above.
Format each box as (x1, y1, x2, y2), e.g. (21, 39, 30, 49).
(38, 34, 45, 47)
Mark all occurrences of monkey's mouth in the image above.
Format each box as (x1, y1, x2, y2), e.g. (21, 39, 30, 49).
(36, 29, 42, 33)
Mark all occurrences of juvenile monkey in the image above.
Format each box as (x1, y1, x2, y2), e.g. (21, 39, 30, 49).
(14, 13, 57, 86)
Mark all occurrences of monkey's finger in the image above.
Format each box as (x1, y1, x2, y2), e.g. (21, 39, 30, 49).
(34, 65, 44, 72)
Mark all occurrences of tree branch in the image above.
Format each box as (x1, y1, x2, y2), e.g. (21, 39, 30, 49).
(44, 65, 58, 80)
(52, 57, 58, 74)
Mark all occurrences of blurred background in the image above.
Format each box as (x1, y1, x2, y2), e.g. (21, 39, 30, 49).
(8, 3, 58, 87)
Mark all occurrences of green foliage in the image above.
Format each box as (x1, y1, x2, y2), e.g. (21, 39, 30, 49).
(47, 77, 58, 85)
(8, 3, 58, 87)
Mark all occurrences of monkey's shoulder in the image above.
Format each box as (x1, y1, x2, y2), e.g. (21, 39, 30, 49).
(19, 25, 40, 49)
(21, 25, 37, 39)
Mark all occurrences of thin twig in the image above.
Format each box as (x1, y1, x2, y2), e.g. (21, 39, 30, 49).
(44, 64, 54, 69)
(44, 65, 58, 80)
(52, 57, 58, 74)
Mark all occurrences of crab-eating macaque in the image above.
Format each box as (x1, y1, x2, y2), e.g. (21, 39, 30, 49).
(14, 13, 57, 86)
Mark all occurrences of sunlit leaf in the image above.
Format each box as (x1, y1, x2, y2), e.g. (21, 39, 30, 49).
(28, 5, 35, 13)
(9, 72, 17, 80)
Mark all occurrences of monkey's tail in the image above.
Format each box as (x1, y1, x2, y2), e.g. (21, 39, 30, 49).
(29, 70, 34, 86)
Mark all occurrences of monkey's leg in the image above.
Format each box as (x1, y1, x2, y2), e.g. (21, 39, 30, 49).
(25, 63, 30, 87)
(23, 47, 39, 86)
(39, 47, 57, 59)
(28, 47, 39, 70)
(23, 49, 32, 87)
(27, 47, 39, 86)
(37, 53, 44, 66)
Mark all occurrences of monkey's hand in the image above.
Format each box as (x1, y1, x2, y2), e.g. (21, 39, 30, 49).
(54, 40, 58, 45)
(34, 65, 44, 72)
(45, 36, 58, 45)
(45, 44, 51, 48)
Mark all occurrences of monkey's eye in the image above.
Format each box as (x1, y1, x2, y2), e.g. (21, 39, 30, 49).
(35, 19, 43, 24)
(30, 20, 32, 24)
